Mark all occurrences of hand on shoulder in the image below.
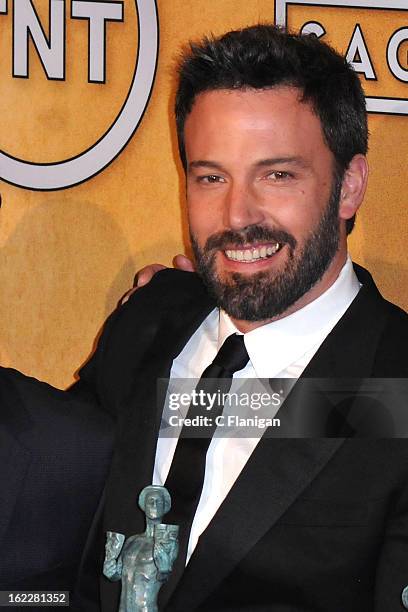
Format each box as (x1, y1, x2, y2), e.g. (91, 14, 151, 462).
(121, 254, 195, 304)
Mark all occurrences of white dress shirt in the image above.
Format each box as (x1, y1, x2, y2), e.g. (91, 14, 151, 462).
(153, 256, 361, 562)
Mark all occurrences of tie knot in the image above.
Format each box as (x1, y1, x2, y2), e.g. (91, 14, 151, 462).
(212, 334, 249, 375)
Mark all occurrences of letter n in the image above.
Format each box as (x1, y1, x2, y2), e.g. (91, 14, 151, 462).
(13, 0, 65, 80)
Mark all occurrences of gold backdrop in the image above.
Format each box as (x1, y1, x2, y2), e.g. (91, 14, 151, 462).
(0, 0, 407, 388)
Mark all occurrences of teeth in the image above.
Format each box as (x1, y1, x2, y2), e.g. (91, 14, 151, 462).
(225, 243, 281, 262)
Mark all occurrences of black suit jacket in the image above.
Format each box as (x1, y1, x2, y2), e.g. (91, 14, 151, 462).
(0, 367, 114, 599)
(74, 264, 408, 611)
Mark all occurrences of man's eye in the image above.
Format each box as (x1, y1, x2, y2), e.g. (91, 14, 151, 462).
(265, 171, 292, 181)
(198, 175, 224, 184)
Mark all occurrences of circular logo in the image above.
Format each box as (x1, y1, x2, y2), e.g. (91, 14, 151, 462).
(0, 0, 158, 190)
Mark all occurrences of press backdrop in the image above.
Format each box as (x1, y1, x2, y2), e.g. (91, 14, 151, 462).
(0, 0, 407, 388)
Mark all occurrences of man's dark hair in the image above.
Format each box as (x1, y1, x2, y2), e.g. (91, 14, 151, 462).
(175, 24, 368, 234)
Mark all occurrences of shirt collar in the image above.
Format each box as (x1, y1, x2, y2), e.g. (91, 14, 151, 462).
(218, 256, 361, 378)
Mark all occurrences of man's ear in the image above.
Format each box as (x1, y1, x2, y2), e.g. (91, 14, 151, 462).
(339, 154, 369, 221)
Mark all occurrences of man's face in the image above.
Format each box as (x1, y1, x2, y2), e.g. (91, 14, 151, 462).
(184, 87, 346, 324)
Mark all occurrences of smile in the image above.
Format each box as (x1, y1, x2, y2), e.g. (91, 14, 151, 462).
(224, 243, 281, 262)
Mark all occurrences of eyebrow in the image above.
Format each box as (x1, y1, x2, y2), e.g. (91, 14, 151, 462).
(254, 157, 310, 169)
(188, 160, 225, 172)
(188, 157, 310, 172)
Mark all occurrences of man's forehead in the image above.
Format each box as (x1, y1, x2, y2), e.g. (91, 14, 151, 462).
(183, 86, 329, 166)
(184, 87, 321, 135)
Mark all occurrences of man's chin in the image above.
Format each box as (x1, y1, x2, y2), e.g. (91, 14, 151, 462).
(215, 265, 277, 288)
(202, 272, 283, 322)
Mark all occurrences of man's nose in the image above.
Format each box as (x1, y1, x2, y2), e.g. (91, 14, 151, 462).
(223, 182, 264, 231)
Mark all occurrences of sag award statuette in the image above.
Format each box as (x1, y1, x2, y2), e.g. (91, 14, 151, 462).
(103, 485, 179, 612)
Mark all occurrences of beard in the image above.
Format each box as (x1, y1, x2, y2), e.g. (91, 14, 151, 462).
(190, 175, 343, 321)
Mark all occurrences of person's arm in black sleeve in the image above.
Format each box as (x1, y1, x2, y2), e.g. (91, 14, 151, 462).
(68, 305, 123, 414)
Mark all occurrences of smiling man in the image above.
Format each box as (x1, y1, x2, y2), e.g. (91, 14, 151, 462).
(74, 25, 408, 612)
(185, 85, 366, 329)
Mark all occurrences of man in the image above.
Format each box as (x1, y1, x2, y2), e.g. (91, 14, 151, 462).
(73, 25, 408, 611)
(0, 367, 114, 596)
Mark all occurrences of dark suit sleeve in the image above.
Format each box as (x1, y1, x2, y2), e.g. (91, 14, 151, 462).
(69, 305, 123, 413)
(69, 269, 197, 417)
(69, 285, 152, 419)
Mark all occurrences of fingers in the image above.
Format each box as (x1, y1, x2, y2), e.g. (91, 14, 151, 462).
(173, 254, 195, 272)
(121, 287, 137, 304)
(121, 263, 166, 305)
(120, 257, 194, 305)
(136, 263, 167, 288)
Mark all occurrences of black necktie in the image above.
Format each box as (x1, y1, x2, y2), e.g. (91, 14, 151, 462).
(161, 334, 249, 604)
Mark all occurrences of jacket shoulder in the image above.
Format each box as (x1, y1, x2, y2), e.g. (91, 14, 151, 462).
(125, 269, 210, 312)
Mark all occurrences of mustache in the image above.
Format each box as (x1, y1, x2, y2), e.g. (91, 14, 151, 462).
(203, 225, 297, 252)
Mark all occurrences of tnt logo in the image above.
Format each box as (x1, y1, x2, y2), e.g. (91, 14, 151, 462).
(0, 0, 158, 190)
(1, 0, 124, 82)
(275, 0, 408, 115)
